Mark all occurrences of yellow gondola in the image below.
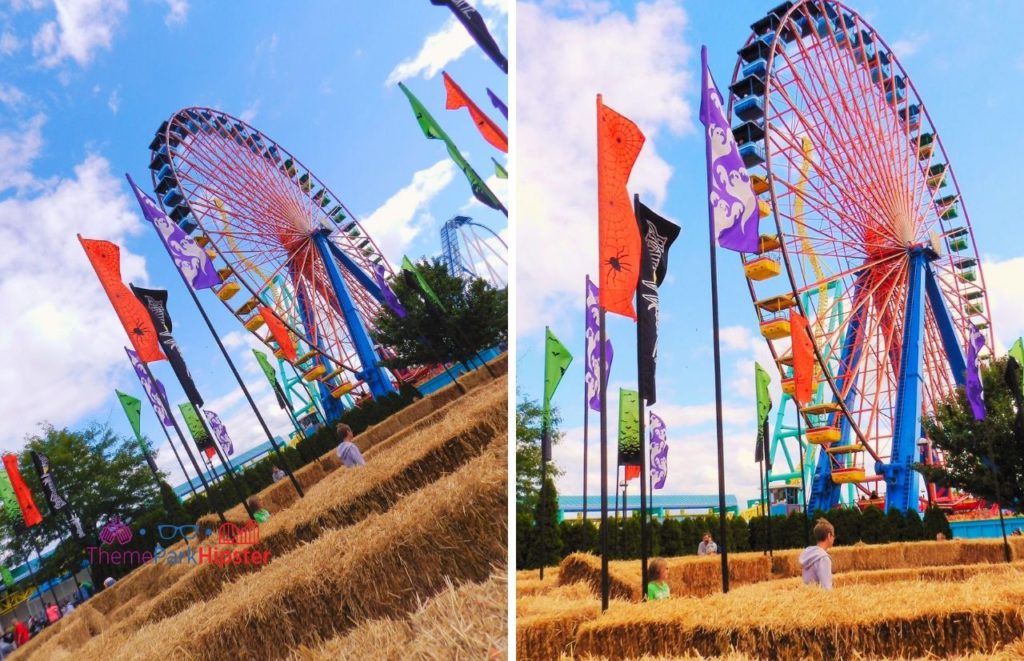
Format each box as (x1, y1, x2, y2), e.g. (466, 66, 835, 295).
(244, 316, 265, 332)
(331, 382, 355, 398)
(806, 426, 841, 445)
(303, 365, 326, 382)
(216, 282, 240, 301)
(760, 318, 790, 340)
(831, 467, 866, 484)
(744, 256, 781, 281)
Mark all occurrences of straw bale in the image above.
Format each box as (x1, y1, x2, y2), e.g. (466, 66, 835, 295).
(574, 569, 1024, 660)
(295, 570, 508, 660)
(99, 437, 507, 660)
(516, 596, 603, 661)
(558, 554, 637, 601)
(518, 567, 560, 583)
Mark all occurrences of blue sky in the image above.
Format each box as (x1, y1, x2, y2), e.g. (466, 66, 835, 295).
(516, 0, 1024, 509)
(0, 0, 507, 487)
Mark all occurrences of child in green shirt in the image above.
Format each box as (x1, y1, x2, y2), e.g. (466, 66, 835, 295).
(647, 558, 671, 600)
(248, 497, 271, 524)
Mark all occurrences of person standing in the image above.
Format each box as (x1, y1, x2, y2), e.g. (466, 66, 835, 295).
(799, 518, 836, 589)
(335, 423, 366, 468)
(45, 603, 59, 624)
(11, 621, 27, 648)
(697, 532, 718, 556)
(646, 558, 671, 600)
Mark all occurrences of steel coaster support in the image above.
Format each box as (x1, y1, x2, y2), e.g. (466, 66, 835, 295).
(312, 229, 396, 399)
(879, 248, 928, 511)
(295, 281, 347, 423)
(809, 274, 867, 512)
(924, 262, 968, 386)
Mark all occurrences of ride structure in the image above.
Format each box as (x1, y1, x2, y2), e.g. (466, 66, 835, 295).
(729, 1, 993, 512)
(147, 107, 402, 423)
(439, 215, 508, 287)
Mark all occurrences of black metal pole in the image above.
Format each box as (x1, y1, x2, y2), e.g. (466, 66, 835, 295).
(153, 414, 199, 499)
(177, 278, 305, 500)
(539, 425, 547, 581)
(638, 404, 649, 600)
(765, 460, 774, 558)
(583, 370, 589, 522)
(140, 361, 226, 525)
(989, 439, 1011, 563)
(31, 543, 61, 609)
(759, 457, 767, 555)
(614, 463, 620, 521)
(598, 307, 610, 611)
(195, 412, 255, 521)
(707, 208, 730, 593)
(797, 412, 810, 546)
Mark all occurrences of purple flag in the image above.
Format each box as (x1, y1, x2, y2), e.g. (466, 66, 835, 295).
(699, 46, 760, 254)
(486, 88, 507, 119)
(585, 275, 613, 411)
(203, 409, 234, 456)
(125, 173, 222, 290)
(650, 411, 668, 489)
(372, 264, 407, 318)
(126, 347, 173, 427)
(966, 324, 986, 420)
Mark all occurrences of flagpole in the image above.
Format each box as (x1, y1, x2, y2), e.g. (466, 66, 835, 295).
(30, 541, 61, 609)
(153, 413, 199, 500)
(759, 456, 766, 555)
(194, 412, 255, 521)
(987, 437, 1011, 563)
(614, 463, 620, 521)
(598, 307, 610, 612)
(140, 361, 226, 525)
(634, 197, 650, 600)
(539, 419, 548, 581)
(583, 278, 590, 522)
(797, 413, 810, 546)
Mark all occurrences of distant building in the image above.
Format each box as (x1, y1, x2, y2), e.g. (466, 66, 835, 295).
(557, 494, 740, 521)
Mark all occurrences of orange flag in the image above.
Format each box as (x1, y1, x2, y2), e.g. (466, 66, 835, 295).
(790, 311, 815, 405)
(624, 464, 641, 481)
(259, 306, 297, 362)
(443, 71, 508, 153)
(597, 95, 645, 320)
(3, 455, 42, 527)
(79, 236, 166, 363)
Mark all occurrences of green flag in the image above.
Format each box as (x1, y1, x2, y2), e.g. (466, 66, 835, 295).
(542, 327, 573, 461)
(253, 348, 278, 385)
(116, 390, 143, 440)
(0, 566, 13, 589)
(179, 402, 214, 453)
(1011, 338, 1024, 398)
(401, 256, 446, 312)
(755, 362, 772, 464)
(493, 157, 507, 179)
(617, 389, 640, 466)
(398, 82, 505, 213)
(0, 471, 20, 526)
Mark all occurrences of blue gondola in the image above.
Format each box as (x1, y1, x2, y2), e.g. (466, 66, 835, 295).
(738, 39, 771, 64)
(730, 74, 766, 100)
(149, 144, 170, 170)
(178, 215, 198, 234)
(735, 96, 765, 122)
(732, 120, 765, 146)
(742, 58, 768, 79)
(169, 203, 191, 222)
(739, 142, 766, 168)
(162, 188, 184, 208)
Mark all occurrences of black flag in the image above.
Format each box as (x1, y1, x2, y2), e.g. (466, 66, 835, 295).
(635, 196, 680, 405)
(130, 285, 204, 407)
(430, 0, 507, 73)
(30, 451, 67, 513)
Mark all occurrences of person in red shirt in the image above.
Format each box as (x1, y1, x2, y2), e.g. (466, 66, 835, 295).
(12, 621, 28, 647)
(45, 603, 59, 623)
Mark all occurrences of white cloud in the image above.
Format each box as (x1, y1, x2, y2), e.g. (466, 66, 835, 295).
(0, 151, 152, 442)
(360, 159, 456, 262)
(106, 86, 120, 114)
(478, 0, 509, 14)
(516, 0, 694, 336)
(460, 172, 508, 213)
(981, 255, 1024, 352)
(0, 114, 46, 194)
(32, 0, 129, 67)
(0, 30, 21, 56)
(890, 33, 929, 59)
(0, 83, 25, 107)
(385, 18, 473, 86)
(239, 100, 260, 124)
(164, 0, 188, 27)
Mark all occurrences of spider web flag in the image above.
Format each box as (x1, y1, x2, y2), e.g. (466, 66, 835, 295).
(443, 71, 507, 153)
(130, 285, 205, 408)
(259, 306, 297, 362)
(618, 388, 641, 467)
(597, 96, 645, 320)
(203, 410, 234, 456)
(398, 83, 505, 213)
(699, 46, 760, 254)
(543, 327, 573, 462)
(636, 198, 680, 405)
(790, 311, 815, 406)
(430, 0, 508, 73)
(78, 236, 165, 363)
(966, 323, 986, 421)
(649, 411, 668, 490)
(126, 347, 174, 427)
(125, 173, 221, 290)
(585, 275, 613, 412)
(755, 362, 772, 466)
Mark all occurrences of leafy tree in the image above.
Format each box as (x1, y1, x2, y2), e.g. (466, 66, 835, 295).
(515, 394, 563, 517)
(3, 423, 160, 585)
(917, 357, 1024, 511)
(923, 507, 953, 540)
(525, 476, 562, 568)
(860, 506, 885, 543)
(373, 258, 507, 370)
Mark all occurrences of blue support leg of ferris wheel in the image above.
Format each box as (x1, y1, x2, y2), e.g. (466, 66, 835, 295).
(924, 262, 968, 386)
(878, 248, 928, 512)
(312, 230, 397, 400)
(295, 283, 347, 424)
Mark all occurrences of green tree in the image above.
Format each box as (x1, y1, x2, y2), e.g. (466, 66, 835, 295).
(373, 258, 507, 370)
(526, 476, 562, 568)
(4, 424, 161, 584)
(917, 357, 1024, 511)
(515, 394, 563, 517)
(923, 507, 953, 540)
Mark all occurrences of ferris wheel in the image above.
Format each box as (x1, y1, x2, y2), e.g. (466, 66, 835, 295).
(147, 107, 400, 421)
(728, 1, 993, 511)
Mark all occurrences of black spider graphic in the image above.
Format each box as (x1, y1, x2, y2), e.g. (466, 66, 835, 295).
(604, 248, 632, 281)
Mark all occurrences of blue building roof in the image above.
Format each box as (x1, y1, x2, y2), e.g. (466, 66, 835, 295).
(558, 494, 739, 516)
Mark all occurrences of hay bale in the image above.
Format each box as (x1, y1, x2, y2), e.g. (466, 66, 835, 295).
(516, 596, 602, 661)
(98, 437, 507, 660)
(573, 569, 1024, 659)
(558, 554, 636, 601)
